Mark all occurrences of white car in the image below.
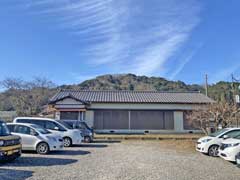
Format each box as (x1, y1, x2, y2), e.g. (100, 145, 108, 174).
(218, 134, 240, 162)
(7, 123, 64, 154)
(196, 128, 240, 157)
(13, 117, 83, 147)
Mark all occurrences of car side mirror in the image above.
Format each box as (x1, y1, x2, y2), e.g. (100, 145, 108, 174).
(54, 127, 59, 131)
(223, 135, 229, 139)
(30, 131, 38, 136)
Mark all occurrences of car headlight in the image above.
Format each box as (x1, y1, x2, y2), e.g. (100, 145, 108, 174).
(201, 139, 212, 143)
(0, 140, 4, 146)
(0, 151, 4, 156)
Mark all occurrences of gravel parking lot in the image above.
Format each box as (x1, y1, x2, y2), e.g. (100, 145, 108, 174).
(1, 140, 240, 180)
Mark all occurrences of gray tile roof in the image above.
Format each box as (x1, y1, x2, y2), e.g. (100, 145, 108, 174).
(49, 90, 214, 104)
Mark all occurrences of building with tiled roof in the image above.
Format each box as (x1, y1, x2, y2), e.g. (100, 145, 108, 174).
(49, 90, 214, 133)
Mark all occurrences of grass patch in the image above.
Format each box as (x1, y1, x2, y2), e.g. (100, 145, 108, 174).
(157, 140, 196, 153)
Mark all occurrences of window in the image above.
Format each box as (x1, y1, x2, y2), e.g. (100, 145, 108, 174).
(56, 120, 73, 129)
(16, 119, 32, 123)
(0, 122, 11, 136)
(45, 121, 65, 131)
(32, 120, 45, 127)
(80, 111, 86, 121)
(7, 125, 15, 132)
(79, 122, 87, 129)
(30, 124, 50, 134)
(15, 125, 31, 135)
(60, 111, 79, 120)
(209, 129, 228, 137)
(74, 122, 87, 129)
(16, 119, 45, 127)
(221, 130, 240, 138)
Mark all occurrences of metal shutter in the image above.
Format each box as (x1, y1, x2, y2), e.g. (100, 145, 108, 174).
(94, 110, 174, 130)
(130, 111, 174, 130)
(94, 110, 129, 130)
(94, 111, 104, 129)
(164, 111, 174, 129)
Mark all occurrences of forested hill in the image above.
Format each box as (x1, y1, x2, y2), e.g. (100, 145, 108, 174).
(61, 74, 204, 92)
(0, 74, 239, 115)
(62, 74, 239, 102)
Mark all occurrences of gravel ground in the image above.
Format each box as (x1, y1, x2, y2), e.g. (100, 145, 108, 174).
(1, 140, 240, 180)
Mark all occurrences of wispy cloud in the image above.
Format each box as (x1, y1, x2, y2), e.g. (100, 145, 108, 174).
(130, 34, 188, 75)
(21, 0, 202, 76)
(169, 43, 203, 79)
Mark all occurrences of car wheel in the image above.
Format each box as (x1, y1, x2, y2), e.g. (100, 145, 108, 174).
(63, 137, 72, 147)
(208, 145, 219, 157)
(84, 136, 91, 143)
(37, 142, 49, 154)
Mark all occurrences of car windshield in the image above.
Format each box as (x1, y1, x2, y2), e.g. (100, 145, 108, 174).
(80, 122, 87, 128)
(69, 121, 88, 129)
(0, 122, 11, 136)
(57, 120, 73, 129)
(30, 124, 51, 134)
(209, 129, 229, 137)
(233, 135, 240, 140)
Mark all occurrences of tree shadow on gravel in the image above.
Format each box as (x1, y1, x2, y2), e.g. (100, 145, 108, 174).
(75, 144, 108, 148)
(4, 157, 77, 167)
(22, 150, 90, 156)
(0, 168, 33, 180)
(51, 150, 90, 156)
(93, 140, 121, 144)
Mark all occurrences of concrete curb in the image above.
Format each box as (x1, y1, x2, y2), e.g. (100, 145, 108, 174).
(94, 135, 200, 141)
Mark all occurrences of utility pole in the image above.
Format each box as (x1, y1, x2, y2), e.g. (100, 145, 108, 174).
(231, 74, 240, 103)
(205, 74, 208, 97)
(231, 74, 234, 103)
(231, 74, 240, 127)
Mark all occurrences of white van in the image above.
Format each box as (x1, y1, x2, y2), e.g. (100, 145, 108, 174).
(13, 117, 83, 147)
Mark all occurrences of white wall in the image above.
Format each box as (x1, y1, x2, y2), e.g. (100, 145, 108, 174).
(85, 110, 94, 128)
(174, 111, 184, 132)
(55, 98, 81, 105)
(55, 98, 86, 109)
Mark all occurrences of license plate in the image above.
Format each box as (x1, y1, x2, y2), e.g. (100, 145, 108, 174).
(13, 149, 19, 153)
(7, 151, 13, 155)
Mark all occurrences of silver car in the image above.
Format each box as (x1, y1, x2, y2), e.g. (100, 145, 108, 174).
(7, 123, 64, 154)
(13, 117, 83, 147)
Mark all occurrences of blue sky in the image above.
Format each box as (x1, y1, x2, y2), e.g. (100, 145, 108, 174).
(0, 0, 240, 85)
